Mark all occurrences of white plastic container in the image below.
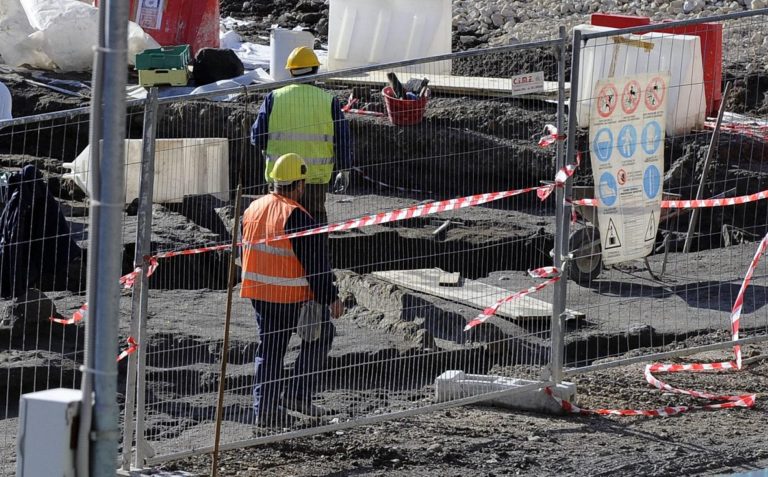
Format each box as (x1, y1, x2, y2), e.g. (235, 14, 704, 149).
(270, 28, 316, 81)
(327, 0, 452, 74)
(575, 24, 706, 136)
(63, 138, 230, 204)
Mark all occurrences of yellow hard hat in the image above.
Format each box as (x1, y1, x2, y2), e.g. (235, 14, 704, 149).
(270, 153, 307, 185)
(285, 46, 320, 70)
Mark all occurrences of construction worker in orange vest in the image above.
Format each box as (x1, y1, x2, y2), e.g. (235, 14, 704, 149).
(251, 46, 352, 226)
(240, 153, 344, 427)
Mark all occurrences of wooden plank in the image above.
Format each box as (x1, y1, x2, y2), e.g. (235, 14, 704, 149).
(373, 268, 583, 321)
(325, 70, 568, 100)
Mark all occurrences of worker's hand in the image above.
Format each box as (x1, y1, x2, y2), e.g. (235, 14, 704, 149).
(329, 298, 344, 319)
(333, 171, 350, 193)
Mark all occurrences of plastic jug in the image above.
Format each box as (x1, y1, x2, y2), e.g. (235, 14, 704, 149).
(63, 138, 230, 204)
(328, 0, 452, 74)
(270, 29, 316, 81)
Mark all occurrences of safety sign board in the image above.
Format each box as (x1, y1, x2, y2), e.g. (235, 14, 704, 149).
(137, 0, 165, 30)
(509, 71, 545, 96)
(589, 73, 669, 265)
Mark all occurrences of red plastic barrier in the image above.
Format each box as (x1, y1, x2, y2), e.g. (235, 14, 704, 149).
(591, 13, 723, 116)
(94, 0, 220, 55)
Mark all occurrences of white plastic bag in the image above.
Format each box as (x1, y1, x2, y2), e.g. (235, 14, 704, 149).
(0, 0, 159, 71)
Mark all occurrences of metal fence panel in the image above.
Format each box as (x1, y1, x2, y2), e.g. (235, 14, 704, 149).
(563, 10, 768, 376)
(129, 37, 568, 465)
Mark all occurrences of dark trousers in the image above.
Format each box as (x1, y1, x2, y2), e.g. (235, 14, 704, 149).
(299, 183, 328, 226)
(251, 300, 335, 417)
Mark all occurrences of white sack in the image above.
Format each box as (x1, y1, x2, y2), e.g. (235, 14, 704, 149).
(0, 0, 159, 71)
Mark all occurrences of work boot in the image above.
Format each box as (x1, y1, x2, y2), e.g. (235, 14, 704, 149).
(255, 406, 296, 428)
(283, 397, 337, 417)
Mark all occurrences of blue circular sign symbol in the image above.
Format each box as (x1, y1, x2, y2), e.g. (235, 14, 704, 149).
(641, 121, 663, 155)
(643, 165, 661, 199)
(592, 128, 613, 162)
(599, 172, 618, 207)
(617, 125, 637, 158)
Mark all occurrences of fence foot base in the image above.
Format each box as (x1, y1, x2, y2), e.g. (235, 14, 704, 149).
(435, 370, 576, 415)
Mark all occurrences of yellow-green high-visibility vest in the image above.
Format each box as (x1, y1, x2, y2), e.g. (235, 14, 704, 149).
(265, 84, 335, 184)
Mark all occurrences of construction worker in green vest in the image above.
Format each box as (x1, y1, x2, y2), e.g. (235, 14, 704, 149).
(251, 46, 352, 226)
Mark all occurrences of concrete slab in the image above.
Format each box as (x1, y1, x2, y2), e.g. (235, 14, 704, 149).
(373, 268, 583, 321)
(434, 370, 575, 415)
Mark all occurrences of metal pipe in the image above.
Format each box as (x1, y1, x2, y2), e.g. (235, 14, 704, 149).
(90, 0, 130, 474)
(547, 26, 575, 384)
(563, 334, 768, 377)
(76, 1, 107, 475)
(121, 87, 159, 471)
(683, 82, 732, 253)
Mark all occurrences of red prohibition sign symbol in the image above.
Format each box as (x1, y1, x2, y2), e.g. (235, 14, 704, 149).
(645, 76, 667, 111)
(621, 80, 641, 115)
(597, 84, 618, 118)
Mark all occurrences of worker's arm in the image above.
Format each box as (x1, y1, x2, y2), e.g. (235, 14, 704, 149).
(331, 97, 352, 170)
(250, 92, 274, 151)
(286, 208, 339, 306)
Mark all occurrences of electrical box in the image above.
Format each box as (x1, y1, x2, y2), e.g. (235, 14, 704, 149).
(17, 388, 82, 477)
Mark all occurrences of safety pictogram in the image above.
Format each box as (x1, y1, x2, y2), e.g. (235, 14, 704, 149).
(621, 79, 641, 115)
(617, 168, 627, 185)
(644, 76, 666, 111)
(605, 218, 622, 249)
(596, 83, 618, 118)
(645, 211, 656, 242)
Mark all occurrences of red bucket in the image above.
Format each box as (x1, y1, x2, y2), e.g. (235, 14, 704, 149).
(382, 86, 429, 126)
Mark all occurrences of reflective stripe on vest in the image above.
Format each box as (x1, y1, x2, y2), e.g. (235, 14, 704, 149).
(265, 84, 335, 184)
(267, 132, 334, 143)
(239, 194, 314, 303)
(242, 271, 310, 287)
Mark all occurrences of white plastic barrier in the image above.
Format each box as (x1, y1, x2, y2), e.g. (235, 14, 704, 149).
(575, 24, 706, 136)
(64, 138, 230, 203)
(270, 28, 316, 81)
(0, 82, 12, 120)
(328, 0, 452, 74)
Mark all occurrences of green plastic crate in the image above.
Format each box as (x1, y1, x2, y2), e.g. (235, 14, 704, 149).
(135, 45, 191, 71)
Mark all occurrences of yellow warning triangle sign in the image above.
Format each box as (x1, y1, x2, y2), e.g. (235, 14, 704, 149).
(645, 211, 657, 242)
(605, 218, 621, 249)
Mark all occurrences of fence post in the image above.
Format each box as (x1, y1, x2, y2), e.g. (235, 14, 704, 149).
(548, 26, 579, 384)
(121, 87, 159, 471)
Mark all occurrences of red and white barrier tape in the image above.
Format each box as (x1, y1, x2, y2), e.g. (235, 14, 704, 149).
(50, 303, 88, 325)
(537, 124, 567, 148)
(117, 336, 138, 362)
(464, 267, 561, 331)
(571, 189, 768, 209)
(342, 97, 387, 117)
(549, 233, 768, 416)
(705, 120, 768, 142)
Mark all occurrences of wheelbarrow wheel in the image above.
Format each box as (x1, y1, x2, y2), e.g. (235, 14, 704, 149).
(568, 226, 602, 284)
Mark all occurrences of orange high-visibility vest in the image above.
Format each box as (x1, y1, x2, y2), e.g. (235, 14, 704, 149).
(240, 194, 313, 303)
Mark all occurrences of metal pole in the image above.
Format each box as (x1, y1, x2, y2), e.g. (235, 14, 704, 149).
(89, 0, 130, 474)
(683, 82, 732, 253)
(121, 87, 159, 472)
(548, 27, 580, 384)
(211, 185, 242, 477)
(76, 1, 107, 475)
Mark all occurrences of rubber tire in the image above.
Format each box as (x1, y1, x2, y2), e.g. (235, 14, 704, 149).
(568, 226, 602, 284)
